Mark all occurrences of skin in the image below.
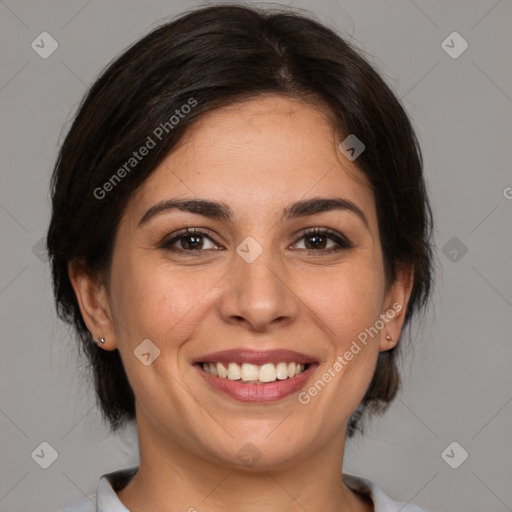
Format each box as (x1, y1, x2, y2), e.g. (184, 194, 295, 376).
(69, 94, 414, 512)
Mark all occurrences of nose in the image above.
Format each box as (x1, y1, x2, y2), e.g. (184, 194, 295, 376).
(218, 246, 299, 332)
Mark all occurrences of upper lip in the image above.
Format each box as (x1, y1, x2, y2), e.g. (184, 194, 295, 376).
(193, 349, 317, 366)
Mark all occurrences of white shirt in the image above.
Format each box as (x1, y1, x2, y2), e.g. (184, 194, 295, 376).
(61, 466, 427, 512)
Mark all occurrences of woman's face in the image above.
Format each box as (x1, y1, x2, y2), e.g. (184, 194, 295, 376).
(74, 94, 412, 469)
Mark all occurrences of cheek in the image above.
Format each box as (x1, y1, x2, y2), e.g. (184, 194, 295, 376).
(110, 237, 385, 353)
(303, 261, 385, 349)
(110, 253, 221, 345)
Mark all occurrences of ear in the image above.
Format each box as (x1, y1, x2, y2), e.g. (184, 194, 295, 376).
(379, 263, 414, 352)
(68, 260, 118, 351)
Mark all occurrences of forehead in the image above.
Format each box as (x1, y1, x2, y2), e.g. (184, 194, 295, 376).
(126, 95, 376, 227)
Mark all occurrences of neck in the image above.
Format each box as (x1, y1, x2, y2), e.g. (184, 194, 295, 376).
(116, 418, 373, 512)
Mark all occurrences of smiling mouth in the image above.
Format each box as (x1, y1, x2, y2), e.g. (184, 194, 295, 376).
(198, 361, 310, 384)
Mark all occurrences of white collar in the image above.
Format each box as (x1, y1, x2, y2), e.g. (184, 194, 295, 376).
(66, 465, 426, 512)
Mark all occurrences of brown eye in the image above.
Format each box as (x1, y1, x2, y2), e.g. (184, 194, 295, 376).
(292, 228, 353, 252)
(160, 228, 220, 252)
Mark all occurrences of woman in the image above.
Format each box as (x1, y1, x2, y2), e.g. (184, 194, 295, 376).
(48, 4, 435, 511)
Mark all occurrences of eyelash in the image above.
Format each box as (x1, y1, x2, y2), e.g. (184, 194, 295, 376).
(159, 227, 353, 255)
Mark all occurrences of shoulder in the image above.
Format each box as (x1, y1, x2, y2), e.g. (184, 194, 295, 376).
(59, 465, 138, 512)
(344, 474, 428, 512)
(60, 495, 96, 512)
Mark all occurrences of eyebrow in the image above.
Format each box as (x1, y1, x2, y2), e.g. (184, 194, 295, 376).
(138, 196, 369, 230)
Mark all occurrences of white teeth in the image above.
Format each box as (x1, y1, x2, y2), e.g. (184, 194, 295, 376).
(216, 362, 227, 378)
(227, 362, 241, 380)
(241, 363, 259, 382)
(276, 362, 289, 380)
(201, 361, 308, 383)
(259, 363, 277, 383)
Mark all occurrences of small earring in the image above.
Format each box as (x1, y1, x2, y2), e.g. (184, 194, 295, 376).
(385, 334, 393, 342)
(96, 337, 105, 344)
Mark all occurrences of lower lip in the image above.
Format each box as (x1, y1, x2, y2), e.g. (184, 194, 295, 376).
(195, 363, 318, 402)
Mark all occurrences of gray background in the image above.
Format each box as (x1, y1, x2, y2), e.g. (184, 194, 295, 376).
(0, 0, 511, 511)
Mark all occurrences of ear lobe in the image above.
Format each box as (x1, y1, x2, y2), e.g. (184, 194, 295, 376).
(379, 263, 414, 352)
(68, 260, 117, 350)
